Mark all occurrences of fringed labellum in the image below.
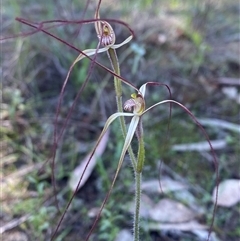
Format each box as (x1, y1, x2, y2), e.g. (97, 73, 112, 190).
(97, 22, 116, 47)
(95, 6, 116, 47)
(124, 93, 145, 115)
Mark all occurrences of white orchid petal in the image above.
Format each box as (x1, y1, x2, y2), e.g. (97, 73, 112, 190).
(89, 112, 134, 158)
(103, 112, 134, 133)
(73, 47, 109, 65)
(143, 99, 181, 115)
(88, 113, 137, 188)
(139, 83, 147, 97)
(142, 100, 168, 115)
(120, 115, 140, 160)
(93, 115, 140, 224)
(105, 115, 139, 191)
(111, 35, 133, 49)
(106, 115, 140, 191)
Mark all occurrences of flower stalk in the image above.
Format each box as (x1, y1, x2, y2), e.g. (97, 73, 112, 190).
(94, 9, 146, 239)
(107, 47, 138, 170)
(136, 119, 145, 173)
(134, 171, 142, 241)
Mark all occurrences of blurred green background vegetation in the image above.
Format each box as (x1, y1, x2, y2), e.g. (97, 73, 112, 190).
(1, 0, 239, 240)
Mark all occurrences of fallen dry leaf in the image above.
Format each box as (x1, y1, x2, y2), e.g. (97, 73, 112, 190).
(69, 130, 109, 191)
(1, 231, 28, 241)
(174, 189, 205, 216)
(198, 118, 240, 133)
(1, 163, 42, 201)
(114, 229, 133, 241)
(141, 178, 187, 194)
(149, 198, 196, 223)
(172, 139, 227, 152)
(148, 220, 221, 241)
(193, 230, 221, 241)
(212, 179, 240, 207)
(216, 77, 240, 86)
(148, 219, 207, 231)
(222, 87, 240, 104)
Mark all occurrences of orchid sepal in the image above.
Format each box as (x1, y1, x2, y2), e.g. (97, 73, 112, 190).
(73, 47, 109, 65)
(112, 115, 140, 179)
(89, 112, 135, 165)
(111, 35, 133, 49)
(73, 35, 133, 66)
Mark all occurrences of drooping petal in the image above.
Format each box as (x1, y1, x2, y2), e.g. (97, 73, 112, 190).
(111, 35, 133, 49)
(143, 99, 171, 115)
(69, 112, 134, 192)
(99, 112, 134, 139)
(83, 115, 139, 240)
(73, 47, 109, 65)
(124, 115, 140, 150)
(113, 115, 140, 179)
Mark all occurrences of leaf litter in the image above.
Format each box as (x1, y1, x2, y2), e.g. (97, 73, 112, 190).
(141, 178, 187, 194)
(128, 175, 221, 240)
(212, 179, 240, 207)
(69, 130, 109, 191)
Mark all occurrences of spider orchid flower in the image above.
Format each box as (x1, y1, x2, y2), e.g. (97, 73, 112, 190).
(53, 82, 218, 240)
(87, 82, 172, 182)
(71, 7, 133, 65)
(74, 82, 173, 241)
(87, 79, 217, 182)
(59, 7, 134, 106)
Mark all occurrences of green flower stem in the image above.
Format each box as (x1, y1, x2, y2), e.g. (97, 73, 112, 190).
(134, 119, 145, 241)
(137, 122, 145, 173)
(108, 48, 145, 241)
(134, 171, 141, 241)
(107, 48, 121, 97)
(107, 48, 137, 170)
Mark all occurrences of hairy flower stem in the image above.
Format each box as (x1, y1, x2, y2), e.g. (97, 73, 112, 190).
(108, 48, 145, 240)
(134, 171, 141, 241)
(134, 120, 145, 241)
(107, 48, 137, 170)
(136, 120, 145, 173)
